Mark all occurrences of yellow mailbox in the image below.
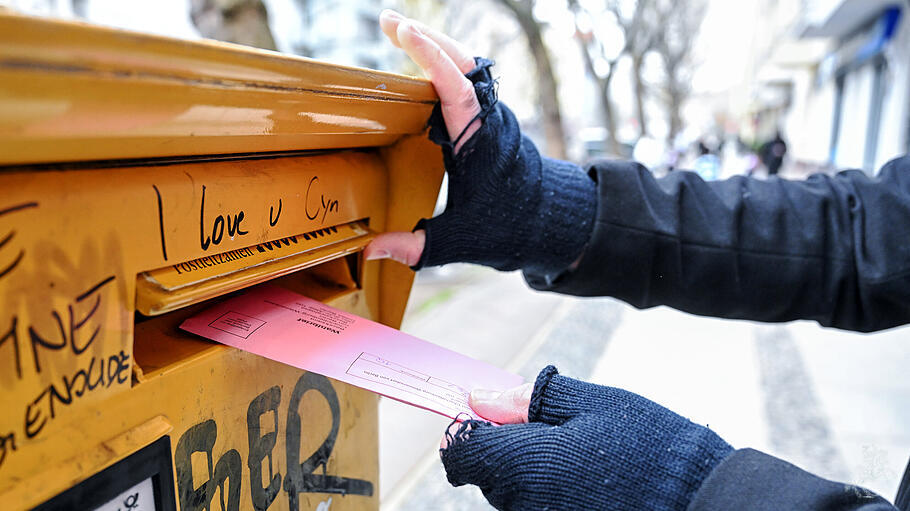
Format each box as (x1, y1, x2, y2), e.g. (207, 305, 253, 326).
(0, 12, 443, 511)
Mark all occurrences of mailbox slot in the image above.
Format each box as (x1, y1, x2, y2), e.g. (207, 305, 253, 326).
(135, 220, 373, 316)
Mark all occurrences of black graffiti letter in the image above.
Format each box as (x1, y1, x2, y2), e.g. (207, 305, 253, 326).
(152, 185, 168, 261)
(304, 177, 319, 221)
(269, 198, 282, 227)
(200, 185, 211, 251)
(0, 316, 21, 379)
(0, 431, 16, 468)
(28, 311, 67, 373)
(284, 372, 372, 509)
(175, 419, 242, 511)
(0, 201, 38, 280)
(247, 386, 281, 511)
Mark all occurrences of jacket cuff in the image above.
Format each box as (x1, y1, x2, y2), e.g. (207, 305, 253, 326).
(688, 448, 894, 511)
(523, 159, 643, 293)
(521, 155, 597, 276)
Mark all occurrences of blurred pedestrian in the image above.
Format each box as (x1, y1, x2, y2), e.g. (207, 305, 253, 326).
(759, 129, 788, 176)
(692, 138, 721, 180)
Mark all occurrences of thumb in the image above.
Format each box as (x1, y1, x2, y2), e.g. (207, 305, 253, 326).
(364, 230, 425, 266)
(469, 383, 533, 424)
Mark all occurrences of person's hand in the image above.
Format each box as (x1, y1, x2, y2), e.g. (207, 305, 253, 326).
(365, 11, 597, 274)
(378, 10, 482, 152)
(364, 9, 482, 266)
(439, 366, 733, 511)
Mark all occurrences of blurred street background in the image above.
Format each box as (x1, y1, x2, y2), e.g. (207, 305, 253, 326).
(6, 0, 910, 508)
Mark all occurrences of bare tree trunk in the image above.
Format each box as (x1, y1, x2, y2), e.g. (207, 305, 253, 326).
(574, 33, 620, 155)
(569, 0, 621, 155)
(662, 54, 685, 144)
(654, 0, 706, 145)
(667, 82, 684, 144)
(632, 55, 647, 138)
(190, 0, 277, 51)
(496, 0, 568, 159)
(600, 70, 619, 155)
(669, 94, 683, 144)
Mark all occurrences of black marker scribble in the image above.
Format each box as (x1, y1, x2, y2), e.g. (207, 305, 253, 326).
(305, 177, 339, 224)
(0, 251, 23, 280)
(76, 275, 115, 303)
(0, 431, 16, 469)
(0, 202, 38, 218)
(0, 201, 38, 280)
(0, 316, 21, 379)
(269, 198, 282, 227)
(29, 275, 115, 373)
(200, 185, 249, 251)
(174, 372, 373, 511)
(153, 185, 168, 261)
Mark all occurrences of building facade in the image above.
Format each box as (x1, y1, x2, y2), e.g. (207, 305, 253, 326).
(756, 0, 910, 174)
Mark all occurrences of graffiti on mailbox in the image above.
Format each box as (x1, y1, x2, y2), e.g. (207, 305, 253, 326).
(0, 201, 38, 280)
(153, 179, 342, 262)
(1, 273, 126, 455)
(175, 372, 373, 511)
(0, 200, 127, 470)
(304, 177, 340, 224)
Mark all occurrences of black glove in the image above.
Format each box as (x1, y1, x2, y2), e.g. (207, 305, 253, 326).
(440, 366, 733, 510)
(414, 58, 597, 276)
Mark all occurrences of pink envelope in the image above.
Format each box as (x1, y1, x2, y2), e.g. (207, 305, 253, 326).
(180, 285, 524, 421)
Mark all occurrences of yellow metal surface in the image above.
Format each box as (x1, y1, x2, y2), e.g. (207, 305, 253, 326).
(0, 152, 394, 510)
(0, 12, 446, 510)
(7, 415, 174, 507)
(377, 135, 448, 327)
(0, 12, 437, 165)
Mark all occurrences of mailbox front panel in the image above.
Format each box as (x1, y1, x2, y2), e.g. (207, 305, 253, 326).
(0, 153, 389, 510)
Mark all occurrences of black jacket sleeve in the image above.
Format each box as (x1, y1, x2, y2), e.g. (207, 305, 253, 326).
(525, 156, 910, 332)
(688, 449, 896, 511)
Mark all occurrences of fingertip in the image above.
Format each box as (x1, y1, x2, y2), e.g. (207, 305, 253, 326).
(379, 10, 404, 47)
(469, 388, 501, 405)
(380, 8, 404, 20)
(469, 384, 532, 424)
(363, 231, 425, 266)
(469, 392, 515, 424)
(363, 246, 389, 261)
(397, 21, 446, 74)
(396, 21, 423, 49)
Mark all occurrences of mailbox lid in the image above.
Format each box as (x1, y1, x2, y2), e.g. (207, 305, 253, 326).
(0, 12, 438, 165)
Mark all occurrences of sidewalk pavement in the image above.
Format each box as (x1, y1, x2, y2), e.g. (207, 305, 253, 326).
(381, 266, 910, 509)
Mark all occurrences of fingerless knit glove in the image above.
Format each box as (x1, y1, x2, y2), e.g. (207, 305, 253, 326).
(414, 58, 597, 276)
(440, 366, 733, 511)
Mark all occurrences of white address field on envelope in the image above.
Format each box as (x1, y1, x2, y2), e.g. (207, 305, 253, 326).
(346, 352, 477, 418)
